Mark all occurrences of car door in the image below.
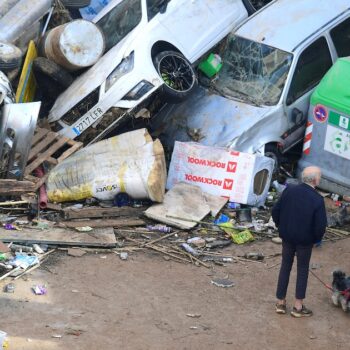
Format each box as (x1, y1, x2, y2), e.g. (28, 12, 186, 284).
(283, 36, 333, 150)
(155, 0, 237, 61)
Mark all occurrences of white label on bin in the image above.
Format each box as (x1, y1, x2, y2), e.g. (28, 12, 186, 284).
(324, 124, 350, 160)
(339, 115, 349, 129)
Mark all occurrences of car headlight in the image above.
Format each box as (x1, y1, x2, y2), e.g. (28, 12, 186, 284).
(105, 52, 134, 92)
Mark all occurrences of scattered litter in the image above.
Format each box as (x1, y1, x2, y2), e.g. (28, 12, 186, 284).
(75, 226, 93, 232)
(3, 283, 15, 293)
(189, 326, 198, 330)
(186, 314, 201, 318)
(211, 279, 235, 288)
(51, 334, 62, 339)
(0, 241, 10, 253)
(181, 243, 199, 256)
(0, 330, 9, 348)
(310, 263, 322, 270)
(146, 225, 172, 233)
(244, 252, 265, 261)
(9, 254, 39, 269)
(145, 182, 212, 230)
(32, 244, 44, 254)
(3, 223, 20, 231)
(100, 255, 107, 259)
(187, 237, 206, 248)
(119, 252, 128, 261)
(32, 285, 47, 295)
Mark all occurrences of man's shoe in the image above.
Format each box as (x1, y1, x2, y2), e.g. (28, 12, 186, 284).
(275, 303, 287, 314)
(291, 305, 313, 318)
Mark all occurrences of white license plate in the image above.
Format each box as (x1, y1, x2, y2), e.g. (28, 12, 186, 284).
(72, 106, 104, 136)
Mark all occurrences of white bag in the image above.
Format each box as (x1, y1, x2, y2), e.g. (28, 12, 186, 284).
(47, 129, 167, 203)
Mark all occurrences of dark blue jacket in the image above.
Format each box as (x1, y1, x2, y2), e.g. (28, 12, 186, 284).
(272, 183, 327, 245)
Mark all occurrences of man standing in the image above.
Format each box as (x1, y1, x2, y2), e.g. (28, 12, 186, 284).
(272, 166, 327, 317)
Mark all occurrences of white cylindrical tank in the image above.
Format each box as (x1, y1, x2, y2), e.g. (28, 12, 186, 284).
(42, 19, 105, 71)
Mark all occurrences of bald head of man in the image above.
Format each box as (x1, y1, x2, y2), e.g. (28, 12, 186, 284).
(301, 166, 322, 188)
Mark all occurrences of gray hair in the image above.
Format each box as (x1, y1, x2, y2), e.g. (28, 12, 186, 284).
(301, 167, 321, 185)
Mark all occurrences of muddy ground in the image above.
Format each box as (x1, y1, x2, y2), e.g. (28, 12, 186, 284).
(0, 237, 349, 350)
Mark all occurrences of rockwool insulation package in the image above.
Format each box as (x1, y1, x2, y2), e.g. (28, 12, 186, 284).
(167, 142, 274, 207)
(47, 129, 167, 203)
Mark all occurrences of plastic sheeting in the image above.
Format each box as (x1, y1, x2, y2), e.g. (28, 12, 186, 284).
(47, 129, 167, 203)
(167, 141, 274, 207)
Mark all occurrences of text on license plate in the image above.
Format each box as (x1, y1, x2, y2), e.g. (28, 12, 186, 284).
(72, 107, 104, 136)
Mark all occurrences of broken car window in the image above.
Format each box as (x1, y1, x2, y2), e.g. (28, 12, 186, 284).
(96, 0, 142, 52)
(212, 35, 293, 106)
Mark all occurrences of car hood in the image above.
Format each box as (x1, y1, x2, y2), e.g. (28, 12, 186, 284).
(151, 86, 271, 149)
(48, 28, 140, 123)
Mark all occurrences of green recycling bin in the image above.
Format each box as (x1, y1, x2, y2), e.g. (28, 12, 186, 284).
(298, 57, 350, 195)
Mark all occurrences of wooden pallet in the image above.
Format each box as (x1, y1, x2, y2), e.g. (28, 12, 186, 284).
(24, 128, 83, 190)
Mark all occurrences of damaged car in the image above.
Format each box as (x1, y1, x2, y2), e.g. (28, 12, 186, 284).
(48, 0, 257, 141)
(151, 0, 350, 167)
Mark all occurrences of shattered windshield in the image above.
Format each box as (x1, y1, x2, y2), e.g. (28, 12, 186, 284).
(96, 0, 142, 52)
(213, 35, 293, 106)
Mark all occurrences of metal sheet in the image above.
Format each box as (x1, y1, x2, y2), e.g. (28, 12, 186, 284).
(0, 0, 52, 43)
(0, 102, 41, 179)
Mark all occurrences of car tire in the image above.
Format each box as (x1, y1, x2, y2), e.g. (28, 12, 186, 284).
(32, 57, 74, 99)
(61, 0, 91, 8)
(154, 50, 197, 103)
(0, 42, 23, 72)
(264, 143, 284, 174)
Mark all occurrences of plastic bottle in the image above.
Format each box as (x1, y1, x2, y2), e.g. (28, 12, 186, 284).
(146, 225, 172, 233)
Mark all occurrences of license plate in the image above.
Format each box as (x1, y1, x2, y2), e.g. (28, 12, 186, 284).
(72, 106, 104, 136)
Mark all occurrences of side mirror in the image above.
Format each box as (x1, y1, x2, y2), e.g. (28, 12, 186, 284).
(159, 0, 170, 14)
(291, 108, 304, 125)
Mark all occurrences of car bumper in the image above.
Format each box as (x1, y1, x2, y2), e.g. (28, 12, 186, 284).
(55, 70, 162, 139)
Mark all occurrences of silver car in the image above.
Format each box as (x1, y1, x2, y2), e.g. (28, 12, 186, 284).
(151, 0, 350, 167)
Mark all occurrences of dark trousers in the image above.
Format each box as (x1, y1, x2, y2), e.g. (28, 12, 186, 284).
(276, 241, 313, 300)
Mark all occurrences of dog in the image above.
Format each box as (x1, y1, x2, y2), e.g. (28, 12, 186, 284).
(332, 270, 350, 312)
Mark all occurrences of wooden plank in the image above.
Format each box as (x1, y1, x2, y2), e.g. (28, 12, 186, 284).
(25, 137, 69, 175)
(63, 206, 144, 220)
(57, 141, 83, 162)
(60, 218, 145, 228)
(0, 227, 116, 247)
(0, 179, 36, 195)
(46, 157, 58, 165)
(28, 131, 58, 161)
(31, 128, 50, 146)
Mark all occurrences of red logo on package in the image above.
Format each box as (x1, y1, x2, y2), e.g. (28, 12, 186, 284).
(223, 179, 234, 190)
(226, 161, 237, 173)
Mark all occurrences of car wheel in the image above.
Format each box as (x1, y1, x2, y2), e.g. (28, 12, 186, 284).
(61, 0, 91, 8)
(33, 57, 74, 99)
(264, 144, 283, 174)
(154, 50, 197, 103)
(0, 42, 23, 72)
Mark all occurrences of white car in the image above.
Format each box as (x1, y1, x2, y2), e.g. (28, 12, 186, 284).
(48, 0, 253, 141)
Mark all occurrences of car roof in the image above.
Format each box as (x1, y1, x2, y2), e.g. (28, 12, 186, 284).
(236, 0, 350, 52)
